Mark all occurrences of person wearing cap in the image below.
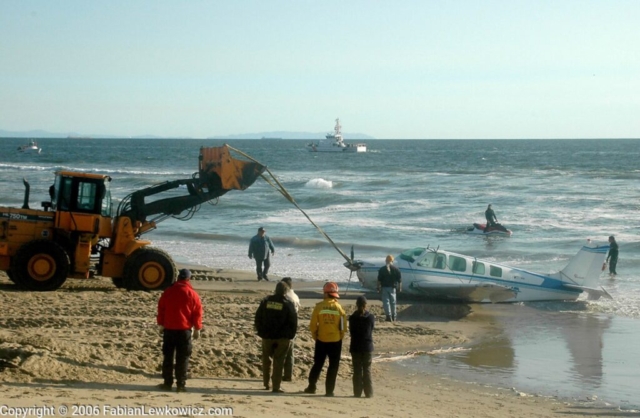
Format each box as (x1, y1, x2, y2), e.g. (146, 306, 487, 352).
(606, 235, 619, 277)
(349, 295, 375, 398)
(248, 227, 276, 281)
(377, 254, 402, 322)
(254, 281, 298, 393)
(280, 277, 300, 382)
(156, 268, 203, 393)
(304, 281, 347, 397)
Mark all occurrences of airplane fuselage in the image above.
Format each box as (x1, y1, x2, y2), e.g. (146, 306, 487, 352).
(356, 247, 584, 303)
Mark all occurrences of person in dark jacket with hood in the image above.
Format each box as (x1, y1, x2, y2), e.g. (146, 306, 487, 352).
(255, 281, 297, 393)
(348, 295, 375, 398)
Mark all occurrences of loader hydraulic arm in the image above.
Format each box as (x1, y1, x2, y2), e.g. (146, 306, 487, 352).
(118, 177, 225, 226)
(116, 145, 266, 232)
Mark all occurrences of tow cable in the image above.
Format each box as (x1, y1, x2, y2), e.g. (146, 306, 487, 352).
(227, 145, 361, 294)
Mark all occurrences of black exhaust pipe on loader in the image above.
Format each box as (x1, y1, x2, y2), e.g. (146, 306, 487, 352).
(22, 178, 30, 210)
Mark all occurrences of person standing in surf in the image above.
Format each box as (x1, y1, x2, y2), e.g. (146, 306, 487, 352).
(606, 235, 619, 277)
(248, 226, 275, 281)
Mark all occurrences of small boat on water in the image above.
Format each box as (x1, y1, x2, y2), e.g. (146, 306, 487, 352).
(17, 140, 42, 154)
(307, 118, 367, 153)
(467, 222, 512, 236)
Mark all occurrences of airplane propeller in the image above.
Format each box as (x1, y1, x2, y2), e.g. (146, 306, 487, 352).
(343, 245, 363, 272)
(343, 245, 363, 296)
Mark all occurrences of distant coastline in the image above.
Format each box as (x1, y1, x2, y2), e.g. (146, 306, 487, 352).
(0, 128, 375, 141)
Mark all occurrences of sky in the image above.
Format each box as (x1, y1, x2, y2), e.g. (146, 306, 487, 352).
(1, 0, 639, 140)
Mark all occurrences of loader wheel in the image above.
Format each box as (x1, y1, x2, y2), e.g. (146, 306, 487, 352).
(6, 270, 16, 284)
(12, 240, 69, 291)
(123, 247, 176, 291)
(111, 277, 125, 288)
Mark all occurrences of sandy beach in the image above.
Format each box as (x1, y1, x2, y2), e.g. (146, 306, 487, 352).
(0, 269, 633, 418)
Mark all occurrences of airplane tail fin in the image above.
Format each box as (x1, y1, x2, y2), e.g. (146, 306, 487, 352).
(558, 242, 609, 288)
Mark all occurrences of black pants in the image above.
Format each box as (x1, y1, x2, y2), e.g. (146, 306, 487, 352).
(609, 257, 618, 274)
(255, 258, 271, 279)
(351, 351, 373, 397)
(162, 329, 193, 387)
(308, 340, 342, 395)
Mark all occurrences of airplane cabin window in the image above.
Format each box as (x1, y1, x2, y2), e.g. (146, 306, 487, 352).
(473, 261, 485, 275)
(434, 254, 446, 269)
(490, 265, 503, 277)
(450, 255, 467, 272)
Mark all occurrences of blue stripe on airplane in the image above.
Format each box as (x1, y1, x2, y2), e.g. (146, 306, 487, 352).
(361, 267, 580, 294)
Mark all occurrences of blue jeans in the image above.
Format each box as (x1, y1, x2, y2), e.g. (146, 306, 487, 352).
(381, 287, 397, 318)
(255, 258, 271, 280)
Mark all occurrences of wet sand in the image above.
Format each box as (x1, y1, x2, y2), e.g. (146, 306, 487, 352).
(0, 269, 633, 417)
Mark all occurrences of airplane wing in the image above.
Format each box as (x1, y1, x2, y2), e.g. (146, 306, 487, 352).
(409, 281, 517, 303)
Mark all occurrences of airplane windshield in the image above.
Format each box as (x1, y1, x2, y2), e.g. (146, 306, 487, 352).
(400, 247, 426, 263)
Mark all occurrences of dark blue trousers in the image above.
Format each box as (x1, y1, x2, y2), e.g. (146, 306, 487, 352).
(308, 340, 342, 395)
(162, 329, 192, 387)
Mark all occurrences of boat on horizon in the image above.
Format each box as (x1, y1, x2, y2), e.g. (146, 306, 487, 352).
(307, 118, 367, 153)
(17, 139, 42, 154)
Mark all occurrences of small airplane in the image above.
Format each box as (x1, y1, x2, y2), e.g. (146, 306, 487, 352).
(344, 240, 612, 303)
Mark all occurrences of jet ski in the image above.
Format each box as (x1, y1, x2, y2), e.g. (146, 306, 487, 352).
(467, 223, 512, 236)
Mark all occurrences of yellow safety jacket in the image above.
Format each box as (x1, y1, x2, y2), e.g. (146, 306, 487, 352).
(309, 298, 347, 342)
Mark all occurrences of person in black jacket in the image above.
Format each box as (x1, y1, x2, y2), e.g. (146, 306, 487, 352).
(254, 281, 298, 393)
(349, 296, 375, 398)
(377, 255, 402, 322)
(606, 235, 619, 277)
(484, 204, 498, 232)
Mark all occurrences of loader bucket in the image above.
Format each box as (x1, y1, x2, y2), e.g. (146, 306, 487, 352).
(199, 145, 266, 192)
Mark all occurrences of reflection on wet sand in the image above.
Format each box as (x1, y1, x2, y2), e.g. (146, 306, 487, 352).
(457, 334, 515, 369)
(439, 303, 637, 407)
(562, 314, 611, 385)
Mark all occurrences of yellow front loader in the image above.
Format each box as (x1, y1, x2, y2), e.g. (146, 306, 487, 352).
(0, 145, 265, 291)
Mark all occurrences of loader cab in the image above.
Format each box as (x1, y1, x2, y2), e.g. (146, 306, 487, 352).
(52, 171, 112, 217)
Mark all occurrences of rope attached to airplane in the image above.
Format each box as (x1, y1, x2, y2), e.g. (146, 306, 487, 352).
(226, 145, 360, 292)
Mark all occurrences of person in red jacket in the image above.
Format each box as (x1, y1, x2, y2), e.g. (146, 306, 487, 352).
(156, 268, 203, 393)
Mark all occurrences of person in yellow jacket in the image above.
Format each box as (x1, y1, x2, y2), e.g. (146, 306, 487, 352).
(303, 282, 347, 397)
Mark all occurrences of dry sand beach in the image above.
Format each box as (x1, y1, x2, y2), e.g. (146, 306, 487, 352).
(0, 269, 633, 418)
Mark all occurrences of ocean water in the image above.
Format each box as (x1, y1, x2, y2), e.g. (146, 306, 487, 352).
(2, 137, 639, 407)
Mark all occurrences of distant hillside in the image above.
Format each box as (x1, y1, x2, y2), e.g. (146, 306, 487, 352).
(0, 129, 68, 138)
(209, 131, 375, 140)
(1, 129, 375, 140)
